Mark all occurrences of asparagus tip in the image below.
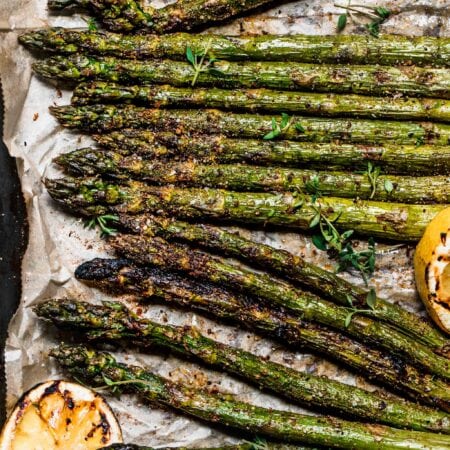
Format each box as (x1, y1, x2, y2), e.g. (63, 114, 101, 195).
(75, 258, 133, 281)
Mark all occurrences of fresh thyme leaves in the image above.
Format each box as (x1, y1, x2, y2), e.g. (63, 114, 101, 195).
(337, 13, 348, 31)
(243, 437, 271, 450)
(309, 203, 350, 254)
(86, 17, 98, 31)
(365, 162, 381, 199)
(384, 179, 394, 194)
(186, 39, 219, 87)
(97, 375, 157, 394)
(337, 237, 376, 286)
(85, 214, 119, 237)
(335, 2, 391, 37)
(344, 288, 377, 327)
(263, 113, 305, 140)
(304, 175, 321, 202)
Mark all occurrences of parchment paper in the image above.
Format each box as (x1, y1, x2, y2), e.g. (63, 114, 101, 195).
(1, 0, 450, 445)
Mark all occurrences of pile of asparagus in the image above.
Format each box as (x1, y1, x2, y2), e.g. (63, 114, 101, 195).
(20, 5, 450, 448)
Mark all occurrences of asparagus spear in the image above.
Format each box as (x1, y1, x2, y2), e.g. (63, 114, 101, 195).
(52, 344, 450, 450)
(18, 28, 450, 67)
(111, 233, 450, 379)
(72, 82, 450, 122)
(49, 105, 450, 146)
(35, 55, 450, 99)
(75, 258, 450, 410)
(56, 148, 450, 204)
(47, 0, 276, 33)
(37, 298, 450, 432)
(114, 215, 448, 350)
(44, 177, 448, 241)
(93, 131, 450, 176)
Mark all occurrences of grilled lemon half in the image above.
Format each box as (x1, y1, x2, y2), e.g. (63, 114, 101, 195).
(0, 380, 123, 450)
(414, 207, 450, 334)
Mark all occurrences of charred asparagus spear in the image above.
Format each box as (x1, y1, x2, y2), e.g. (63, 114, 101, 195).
(19, 28, 450, 67)
(37, 299, 450, 433)
(111, 233, 450, 378)
(93, 131, 450, 176)
(56, 148, 450, 204)
(49, 106, 450, 146)
(35, 55, 450, 99)
(52, 344, 450, 450)
(47, 0, 275, 33)
(72, 82, 450, 122)
(44, 177, 448, 241)
(114, 215, 448, 350)
(75, 258, 450, 410)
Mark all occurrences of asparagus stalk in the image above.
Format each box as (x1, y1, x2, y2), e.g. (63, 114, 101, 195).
(47, 0, 276, 34)
(18, 28, 450, 67)
(49, 105, 450, 146)
(56, 148, 450, 204)
(74, 258, 450, 410)
(111, 232, 450, 379)
(93, 131, 450, 176)
(35, 55, 450, 99)
(52, 344, 450, 450)
(72, 82, 450, 122)
(37, 298, 450, 433)
(115, 215, 448, 350)
(44, 177, 448, 241)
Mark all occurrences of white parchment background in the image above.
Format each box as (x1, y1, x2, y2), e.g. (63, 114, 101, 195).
(1, 0, 450, 445)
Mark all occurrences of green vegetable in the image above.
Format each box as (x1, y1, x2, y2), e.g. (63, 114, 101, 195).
(35, 55, 450, 98)
(36, 299, 450, 433)
(51, 344, 450, 449)
(19, 29, 450, 67)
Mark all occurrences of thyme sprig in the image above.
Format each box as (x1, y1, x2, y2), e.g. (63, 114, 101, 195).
(186, 39, 220, 87)
(344, 288, 377, 327)
(85, 214, 119, 237)
(335, 2, 390, 37)
(263, 113, 305, 140)
(308, 181, 376, 284)
(365, 162, 381, 199)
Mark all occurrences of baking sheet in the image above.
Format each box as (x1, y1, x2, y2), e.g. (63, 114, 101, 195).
(1, 0, 450, 445)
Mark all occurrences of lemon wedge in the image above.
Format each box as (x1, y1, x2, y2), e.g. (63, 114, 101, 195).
(414, 207, 450, 334)
(0, 380, 122, 450)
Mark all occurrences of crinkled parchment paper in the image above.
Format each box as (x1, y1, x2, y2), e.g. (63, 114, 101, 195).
(1, 0, 450, 445)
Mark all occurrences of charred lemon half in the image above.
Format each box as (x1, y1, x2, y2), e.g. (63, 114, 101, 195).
(0, 380, 122, 450)
(414, 207, 450, 334)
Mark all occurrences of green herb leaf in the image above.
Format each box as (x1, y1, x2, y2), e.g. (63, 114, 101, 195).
(384, 179, 394, 194)
(295, 123, 305, 133)
(263, 130, 278, 140)
(344, 312, 354, 328)
(366, 21, 380, 37)
(186, 46, 195, 65)
(374, 6, 390, 19)
(87, 18, 98, 31)
(366, 288, 377, 310)
(337, 13, 347, 31)
(312, 234, 328, 251)
(280, 112, 290, 129)
(309, 213, 321, 229)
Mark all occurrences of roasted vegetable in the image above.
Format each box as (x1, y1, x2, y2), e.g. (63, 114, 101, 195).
(35, 55, 450, 98)
(19, 28, 450, 67)
(51, 344, 450, 450)
(44, 177, 448, 241)
(72, 82, 450, 122)
(75, 258, 450, 410)
(93, 131, 450, 176)
(56, 148, 450, 204)
(114, 215, 448, 349)
(49, 105, 450, 146)
(36, 298, 450, 433)
(47, 0, 275, 33)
